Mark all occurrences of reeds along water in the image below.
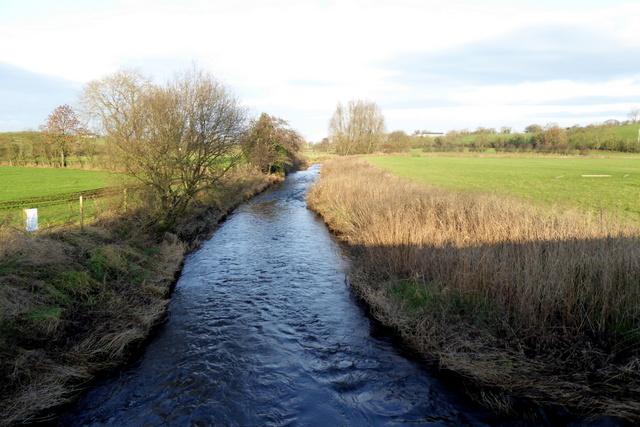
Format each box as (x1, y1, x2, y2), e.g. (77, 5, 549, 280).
(307, 157, 640, 349)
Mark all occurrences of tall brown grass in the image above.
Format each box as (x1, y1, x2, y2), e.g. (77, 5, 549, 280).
(307, 157, 640, 420)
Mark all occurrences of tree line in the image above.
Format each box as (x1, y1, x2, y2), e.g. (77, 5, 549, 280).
(0, 128, 105, 168)
(315, 101, 640, 155)
(422, 122, 640, 154)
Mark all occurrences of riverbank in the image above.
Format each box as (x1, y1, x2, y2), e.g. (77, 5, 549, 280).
(0, 165, 281, 426)
(306, 156, 640, 423)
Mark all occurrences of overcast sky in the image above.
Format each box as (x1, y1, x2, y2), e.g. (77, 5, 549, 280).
(1, 0, 639, 140)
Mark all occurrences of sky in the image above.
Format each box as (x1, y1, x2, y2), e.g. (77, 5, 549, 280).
(1, 0, 639, 141)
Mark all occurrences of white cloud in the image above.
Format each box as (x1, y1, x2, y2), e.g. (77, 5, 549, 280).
(385, 103, 635, 134)
(1, 0, 639, 139)
(451, 78, 640, 106)
(383, 77, 640, 133)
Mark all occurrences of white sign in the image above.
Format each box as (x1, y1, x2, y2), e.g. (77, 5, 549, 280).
(25, 208, 38, 231)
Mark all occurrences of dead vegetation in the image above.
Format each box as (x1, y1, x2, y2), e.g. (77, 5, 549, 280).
(307, 156, 640, 422)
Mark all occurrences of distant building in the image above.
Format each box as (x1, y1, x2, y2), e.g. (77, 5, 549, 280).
(414, 131, 444, 137)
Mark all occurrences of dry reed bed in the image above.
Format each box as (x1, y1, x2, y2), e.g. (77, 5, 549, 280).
(307, 157, 640, 420)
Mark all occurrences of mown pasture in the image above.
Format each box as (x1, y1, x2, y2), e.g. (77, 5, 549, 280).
(0, 166, 113, 227)
(366, 155, 640, 222)
(0, 166, 109, 201)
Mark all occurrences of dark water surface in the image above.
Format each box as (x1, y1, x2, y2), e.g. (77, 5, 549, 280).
(60, 165, 505, 426)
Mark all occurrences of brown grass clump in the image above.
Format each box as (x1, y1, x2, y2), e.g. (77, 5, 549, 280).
(0, 225, 183, 427)
(307, 156, 640, 421)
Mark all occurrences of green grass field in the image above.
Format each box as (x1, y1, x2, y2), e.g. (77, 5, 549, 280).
(0, 166, 113, 228)
(365, 155, 640, 222)
(0, 166, 110, 202)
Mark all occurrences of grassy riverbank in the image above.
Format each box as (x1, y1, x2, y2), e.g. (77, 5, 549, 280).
(307, 157, 640, 422)
(0, 166, 279, 426)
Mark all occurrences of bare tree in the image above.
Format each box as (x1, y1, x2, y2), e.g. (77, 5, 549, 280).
(42, 104, 85, 167)
(328, 99, 386, 155)
(500, 126, 513, 134)
(80, 69, 151, 157)
(312, 137, 334, 153)
(81, 67, 247, 229)
(629, 108, 639, 124)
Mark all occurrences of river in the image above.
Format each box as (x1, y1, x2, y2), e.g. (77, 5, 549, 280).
(59, 165, 507, 426)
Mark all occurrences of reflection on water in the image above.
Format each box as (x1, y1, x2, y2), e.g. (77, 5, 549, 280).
(60, 165, 503, 426)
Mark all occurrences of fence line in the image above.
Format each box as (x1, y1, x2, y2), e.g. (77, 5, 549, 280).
(0, 187, 128, 210)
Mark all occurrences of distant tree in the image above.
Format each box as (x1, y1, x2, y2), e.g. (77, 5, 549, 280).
(383, 130, 412, 153)
(29, 131, 52, 165)
(567, 124, 583, 135)
(525, 124, 543, 134)
(42, 104, 85, 167)
(78, 135, 105, 168)
(81, 67, 247, 229)
(474, 133, 491, 151)
(500, 126, 512, 134)
(538, 123, 567, 147)
(591, 126, 617, 150)
(329, 99, 386, 155)
(628, 108, 639, 124)
(312, 138, 334, 153)
(242, 113, 303, 174)
(506, 133, 528, 150)
(442, 130, 462, 144)
(0, 136, 32, 166)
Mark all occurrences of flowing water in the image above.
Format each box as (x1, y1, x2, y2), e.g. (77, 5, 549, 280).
(59, 165, 507, 426)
